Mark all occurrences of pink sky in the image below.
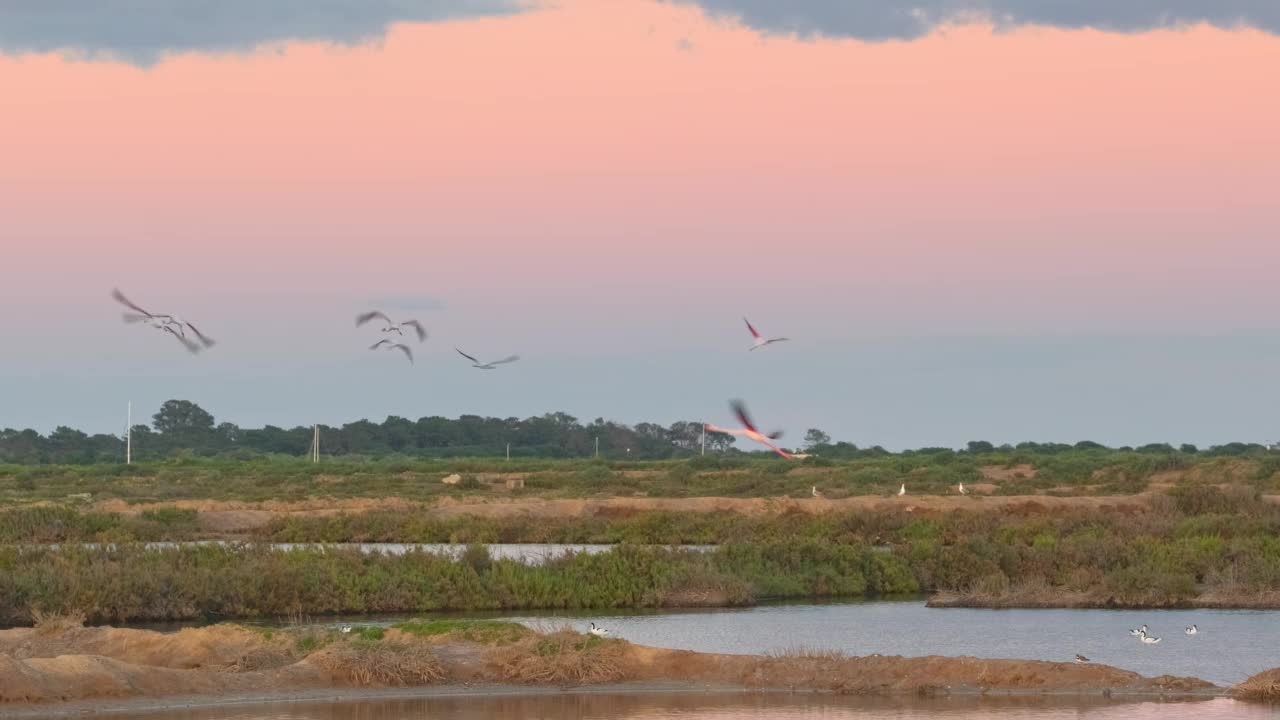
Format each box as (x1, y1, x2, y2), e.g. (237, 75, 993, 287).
(1, 0, 1278, 442)
(4, 1, 1277, 338)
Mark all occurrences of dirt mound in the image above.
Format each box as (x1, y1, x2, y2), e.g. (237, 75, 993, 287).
(0, 625, 266, 670)
(617, 646, 1213, 695)
(1234, 667, 1280, 703)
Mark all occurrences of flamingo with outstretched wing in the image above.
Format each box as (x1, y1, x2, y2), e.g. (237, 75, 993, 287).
(705, 400, 793, 459)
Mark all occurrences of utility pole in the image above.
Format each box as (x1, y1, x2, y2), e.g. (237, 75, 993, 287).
(701, 424, 706, 456)
(311, 425, 320, 463)
(126, 401, 132, 465)
(594, 436, 599, 458)
(506, 442, 510, 462)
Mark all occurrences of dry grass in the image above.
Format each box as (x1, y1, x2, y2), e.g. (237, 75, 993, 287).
(490, 628, 625, 685)
(1234, 669, 1280, 703)
(766, 647, 849, 661)
(311, 642, 445, 686)
(30, 609, 86, 637)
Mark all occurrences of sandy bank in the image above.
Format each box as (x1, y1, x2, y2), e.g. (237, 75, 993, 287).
(0, 623, 1221, 710)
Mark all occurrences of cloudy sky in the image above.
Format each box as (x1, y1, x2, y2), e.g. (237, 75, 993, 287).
(1, 0, 1277, 448)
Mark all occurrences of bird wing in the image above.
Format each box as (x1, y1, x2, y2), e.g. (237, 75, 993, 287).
(455, 348, 480, 364)
(356, 311, 391, 327)
(394, 344, 414, 363)
(402, 320, 427, 341)
(489, 355, 520, 366)
(121, 312, 150, 324)
(767, 337, 790, 344)
(743, 317, 761, 339)
(111, 289, 154, 317)
(184, 322, 216, 348)
(370, 339, 391, 349)
(758, 436, 793, 459)
(164, 325, 201, 353)
(730, 399, 759, 433)
(766, 430, 784, 440)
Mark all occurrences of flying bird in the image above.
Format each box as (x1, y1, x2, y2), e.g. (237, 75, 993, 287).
(743, 317, 788, 351)
(112, 288, 215, 353)
(355, 311, 428, 342)
(456, 348, 520, 370)
(704, 400, 792, 459)
(1074, 654, 1089, 663)
(370, 339, 413, 364)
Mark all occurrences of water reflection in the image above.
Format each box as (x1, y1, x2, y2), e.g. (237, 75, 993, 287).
(31, 693, 1269, 720)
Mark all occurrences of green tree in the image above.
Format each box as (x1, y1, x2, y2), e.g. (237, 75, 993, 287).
(966, 440, 995, 453)
(804, 428, 832, 449)
(152, 400, 215, 435)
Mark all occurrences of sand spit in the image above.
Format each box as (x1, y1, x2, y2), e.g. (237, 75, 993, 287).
(0, 623, 1223, 710)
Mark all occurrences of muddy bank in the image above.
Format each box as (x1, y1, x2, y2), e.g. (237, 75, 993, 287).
(0, 622, 1220, 709)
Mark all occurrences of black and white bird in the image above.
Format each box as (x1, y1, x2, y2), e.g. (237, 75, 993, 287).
(355, 311, 427, 342)
(588, 622, 609, 637)
(370, 339, 413, 364)
(1185, 625, 1198, 635)
(1138, 630, 1161, 644)
(456, 348, 519, 370)
(743, 317, 788, 351)
(1075, 654, 1089, 663)
(112, 288, 215, 353)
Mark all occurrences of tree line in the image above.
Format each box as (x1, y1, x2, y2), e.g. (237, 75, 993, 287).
(0, 399, 1271, 464)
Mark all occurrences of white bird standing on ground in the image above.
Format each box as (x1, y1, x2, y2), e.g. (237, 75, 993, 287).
(898, 483, 906, 497)
(370, 339, 413, 364)
(743, 317, 789, 351)
(340, 626, 353, 633)
(112, 288, 216, 353)
(812, 485, 822, 498)
(589, 622, 609, 637)
(704, 400, 793, 459)
(355, 311, 428, 341)
(957, 482, 967, 495)
(1185, 625, 1198, 635)
(456, 348, 520, 370)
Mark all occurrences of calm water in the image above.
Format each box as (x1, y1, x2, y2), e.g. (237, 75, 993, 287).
(485, 602, 1279, 686)
(127, 600, 1279, 686)
(15, 693, 1273, 720)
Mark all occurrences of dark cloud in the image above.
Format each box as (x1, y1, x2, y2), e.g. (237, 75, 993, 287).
(669, 1, 1280, 40)
(0, 0, 526, 65)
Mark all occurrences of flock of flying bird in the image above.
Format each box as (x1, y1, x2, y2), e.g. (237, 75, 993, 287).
(111, 289, 521, 372)
(112, 290, 796, 455)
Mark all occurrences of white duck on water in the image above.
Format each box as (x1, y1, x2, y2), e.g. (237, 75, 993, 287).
(1138, 630, 1161, 644)
(1185, 625, 1198, 635)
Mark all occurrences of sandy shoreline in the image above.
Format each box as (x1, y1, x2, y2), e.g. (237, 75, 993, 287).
(0, 623, 1236, 715)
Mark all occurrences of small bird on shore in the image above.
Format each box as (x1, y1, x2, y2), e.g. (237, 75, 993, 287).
(1185, 625, 1198, 635)
(811, 485, 822, 498)
(356, 311, 427, 342)
(340, 626, 353, 633)
(370, 339, 413, 363)
(589, 622, 609, 637)
(957, 482, 967, 495)
(898, 483, 906, 497)
(1075, 654, 1089, 663)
